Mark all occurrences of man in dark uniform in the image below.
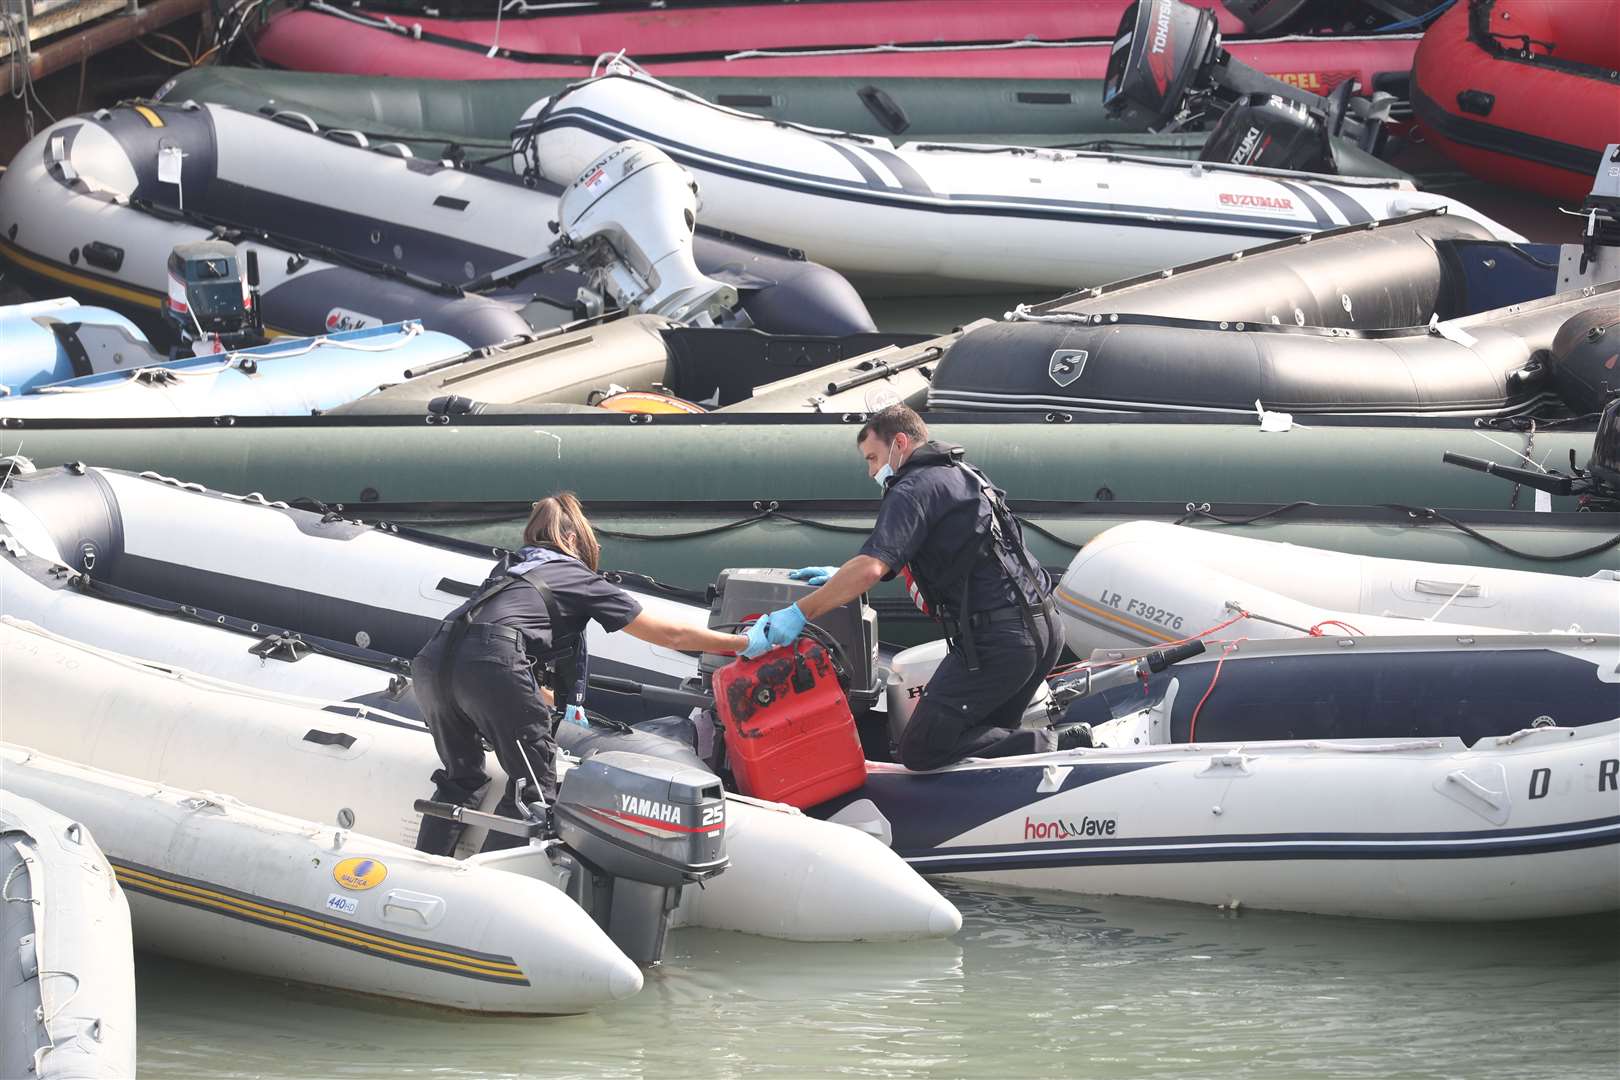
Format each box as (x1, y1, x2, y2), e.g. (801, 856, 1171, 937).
(750, 405, 1071, 769)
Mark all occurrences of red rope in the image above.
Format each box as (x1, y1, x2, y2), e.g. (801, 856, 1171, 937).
(1187, 637, 1247, 743)
(1308, 619, 1365, 637)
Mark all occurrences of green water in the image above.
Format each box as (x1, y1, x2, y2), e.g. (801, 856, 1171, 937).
(134, 883, 1619, 1079)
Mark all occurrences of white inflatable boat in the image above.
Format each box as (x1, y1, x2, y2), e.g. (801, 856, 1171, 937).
(0, 619, 959, 945)
(822, 715, 1620, 921)
(1, 746, 643, 1014)
(1055, 521, 1620, 653)
(519, 65, 1523, 293)
(0, 790, 137, 1079)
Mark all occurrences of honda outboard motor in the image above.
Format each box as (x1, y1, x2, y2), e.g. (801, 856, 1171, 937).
(553, 141, 746, 328)
(551, 751, 727, 965)
(885, 638, 1053, 751)
(1102, 0, 1393, 159)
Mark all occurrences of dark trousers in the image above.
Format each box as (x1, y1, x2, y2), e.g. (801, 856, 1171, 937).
(412, 623, 558, 855)
(897, 602, 1065, 771)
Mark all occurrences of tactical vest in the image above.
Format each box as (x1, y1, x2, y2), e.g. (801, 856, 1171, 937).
(436, 551, 589, 712)
(889, 444, 1050, 671)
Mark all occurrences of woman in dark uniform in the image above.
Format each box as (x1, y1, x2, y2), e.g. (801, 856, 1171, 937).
(413, 492, 754, 855)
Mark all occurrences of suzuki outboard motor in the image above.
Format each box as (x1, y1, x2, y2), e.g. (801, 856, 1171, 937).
(551, 751, 727, 965)
(553, 141, 746, 328)
(1102, 0, 1394, 160)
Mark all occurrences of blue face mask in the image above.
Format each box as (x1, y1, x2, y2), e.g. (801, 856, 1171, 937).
(873, 442, 900, 489)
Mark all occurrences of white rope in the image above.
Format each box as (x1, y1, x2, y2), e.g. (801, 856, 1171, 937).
(31, 323, 426, 395)
(1003, 303, 1093, 324)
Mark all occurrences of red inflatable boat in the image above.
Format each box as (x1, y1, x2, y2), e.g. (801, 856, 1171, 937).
(1412, 0, 1620, 202)
(250, 0, 1416, 88)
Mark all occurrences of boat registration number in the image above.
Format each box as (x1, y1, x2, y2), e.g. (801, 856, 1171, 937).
(1098, 590, 1184, 632)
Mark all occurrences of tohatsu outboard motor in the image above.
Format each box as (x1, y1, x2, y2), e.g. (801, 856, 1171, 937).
(1102, 0, 1394, 163)
(552, 140, 747, 328)
(417, 750, 726, 966)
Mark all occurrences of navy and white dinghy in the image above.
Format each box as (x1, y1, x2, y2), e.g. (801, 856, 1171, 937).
(0, 101, 875, 348)
(517, 61, 1521, 294)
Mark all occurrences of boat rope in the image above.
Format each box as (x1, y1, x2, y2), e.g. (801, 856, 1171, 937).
(30, 324, 429, 394)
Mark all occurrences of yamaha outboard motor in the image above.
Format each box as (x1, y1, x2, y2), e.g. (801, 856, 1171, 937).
(551, 751, 726, 965)
(1102, 0, 1394, 161)
(419, 751, 726, 966)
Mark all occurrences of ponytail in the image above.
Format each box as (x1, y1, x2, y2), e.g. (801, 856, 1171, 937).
(522, 491, 602, 571)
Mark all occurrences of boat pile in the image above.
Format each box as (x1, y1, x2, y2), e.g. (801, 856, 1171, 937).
(1, 0, 1616, 1052)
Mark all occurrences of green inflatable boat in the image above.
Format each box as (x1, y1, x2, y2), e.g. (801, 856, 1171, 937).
(5, 413, 1610, 642)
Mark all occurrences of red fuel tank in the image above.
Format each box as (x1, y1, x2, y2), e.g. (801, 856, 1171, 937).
(713, 638, 868, 809)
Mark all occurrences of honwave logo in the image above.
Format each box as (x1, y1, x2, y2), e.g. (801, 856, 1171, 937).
(1024, 816, 1118, 840)
(619, 794, 682, 824)
(1219, 193, 1295, 211)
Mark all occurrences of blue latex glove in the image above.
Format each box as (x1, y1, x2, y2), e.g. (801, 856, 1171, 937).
(762, 602, 807, 647)
(741, 619, 774, 659)
(562, 704, 589, 728)
(789, 565, 839, 587)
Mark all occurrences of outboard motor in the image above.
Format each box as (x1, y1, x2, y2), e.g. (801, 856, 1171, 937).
(163, 241, 266, 354)
(550, 751, 726, 966)
(417, 751, 726, 966)
(1102, 0, 1394, 160)
(701, 568, 882, 710)
(552, 141, 748, 328)
(885, 638, 1053, 751)
(1443, 396, 1620, 514)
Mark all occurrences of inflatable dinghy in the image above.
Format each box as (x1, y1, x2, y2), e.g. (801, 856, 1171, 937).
(0, 299, 149, 397)
(2, 409, 1613, 653)
(518, 66, 1518, 293)
(0, 101, 873, 348)
(152, 65, 1413, 179)
(0, 789, 136, 1080)
(1, 746, 644, 1014)
(926, 179, 1620, 418)
(1055, 520, 1620, 653)
(249, 0, 1417, 86)
(1412, 0, 1620, 203)
(1053, 632, 1620, 746)
(817, 714, 1620, 920)
(0, 322, 473, 420)
(0, 619, 960, 944)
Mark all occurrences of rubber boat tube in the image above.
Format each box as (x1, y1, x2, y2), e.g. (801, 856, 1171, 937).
(0, 322, 473, 419)
(817, 718, 1620, 920)
(1, 746, 642, 1014)
(1411, 0, 1620, 203)
(0, 789, 136, 1080)
(0, 464, 707, 687)
(0, 101, 874, 347)
(0, 299, 148, 397)
(928, 285, 1611, 419)
(0, 620, 961, 943)
(1057, 632, 1620, 746)
(250, 2, 1415, 85)
(520, 69, 1519, 292)
(1055, 520, 1620, 652)
(151, 66, 1414, 178)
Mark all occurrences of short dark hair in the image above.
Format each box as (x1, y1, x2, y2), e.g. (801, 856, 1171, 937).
(856, 404, 928, 447)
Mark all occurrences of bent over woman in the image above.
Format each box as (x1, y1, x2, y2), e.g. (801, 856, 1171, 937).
(413, 492, 751, 854)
